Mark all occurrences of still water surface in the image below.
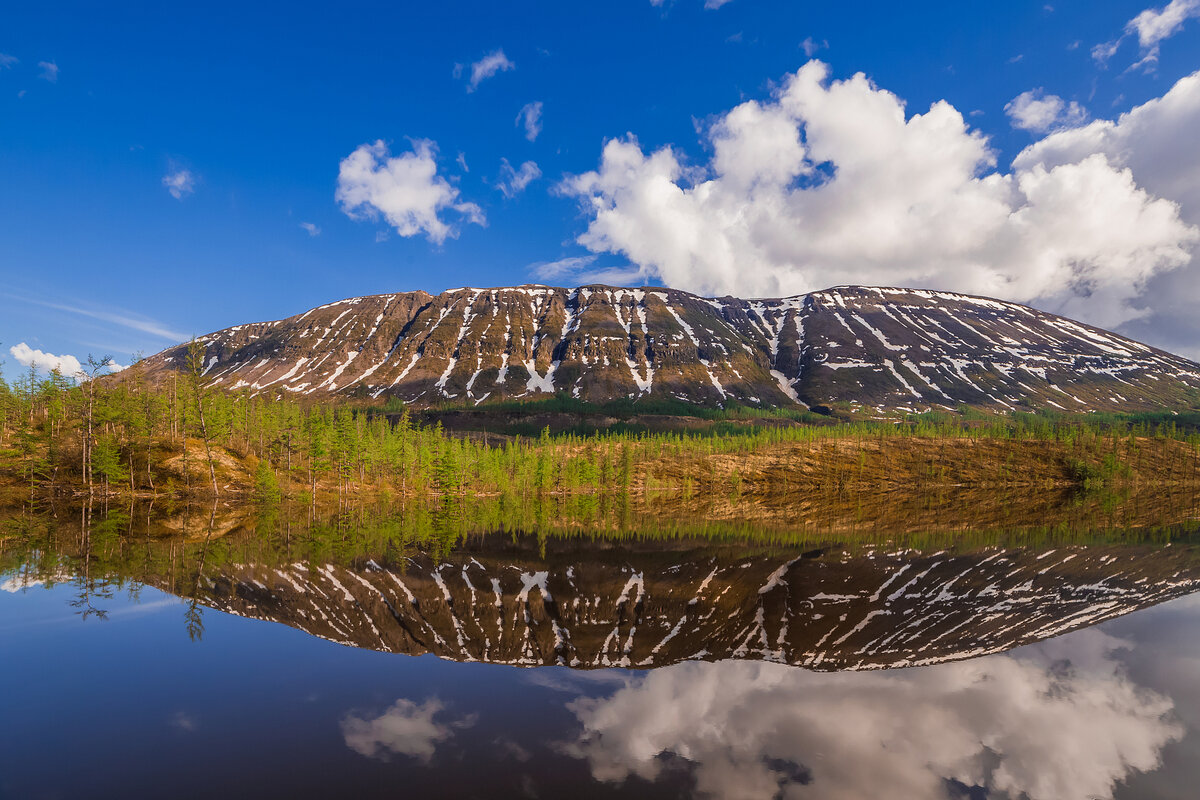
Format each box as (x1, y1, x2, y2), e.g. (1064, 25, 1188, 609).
(4, 500, 1200, 799)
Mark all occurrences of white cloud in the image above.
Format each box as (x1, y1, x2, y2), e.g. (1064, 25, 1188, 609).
(341, 698, 474, 762)
(1014, 69, 1200, 357)
(516, 101, 543, 141)
(1005, 89, 1088, 133)
(1093, 0, 1200, 69)
(565, 629, 1180, 800)
(0, 53, 17, 69)
(463, 49, 514, 92)
(169, 711, 197, 731)
(12, 295, 190, 342)
(529, 255, 600, 280)
(336, 139, 485, 244)
(561, 60, 1198, 331)
(651, 0, 734, 8)
(299, 222, 320, 237)
(1129, 0, 1200, 48)
(495, 158, 541, 199)
(162, 168, 195, 200)
(10, 343, 82, 376)
(527, 254, 643, 286)
(800, 37, 827, 57)
(37, 60, 57, 82)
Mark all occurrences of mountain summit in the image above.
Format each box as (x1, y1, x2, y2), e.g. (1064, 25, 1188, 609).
(140, 285, 1200, 414)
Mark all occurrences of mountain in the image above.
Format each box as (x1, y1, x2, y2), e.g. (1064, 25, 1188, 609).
(152, 536, 1200, 671)
(140, 284, 1200, 414)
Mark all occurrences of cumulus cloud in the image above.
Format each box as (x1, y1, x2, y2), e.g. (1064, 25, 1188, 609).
(1093, 0, 1200, 69)
(162, 168, 195, 200)
(495, 158, 541, 199)
(564, 629, 1180, 800)
(1130, 0, 1200, 49)
(299, 221, 320, 237)
(9, 343, 83, 377)
(37, 60, 57, 82)
(516, 101, 543, 141)
(460, 49, 515, 92)
(1005, 88, 1088, 132)
(336, 139, 485, 244)
(341, 698, 474, 763)
(7, 344, 122, 377)
(560, 60, 1198, 331)
(1014, 69, 1200, 356)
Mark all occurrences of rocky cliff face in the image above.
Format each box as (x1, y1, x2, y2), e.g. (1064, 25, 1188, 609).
(140, 285, 1200, 413)
(184, 537, 1200, 671)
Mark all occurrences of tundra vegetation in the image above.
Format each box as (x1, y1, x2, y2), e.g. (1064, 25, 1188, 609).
(2, 355, 1200, 509)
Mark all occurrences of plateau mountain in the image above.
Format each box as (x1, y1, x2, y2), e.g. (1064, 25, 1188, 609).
(138, 285, 1200, 414)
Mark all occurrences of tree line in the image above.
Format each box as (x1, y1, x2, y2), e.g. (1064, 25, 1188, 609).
(2, 342, 1200, 504)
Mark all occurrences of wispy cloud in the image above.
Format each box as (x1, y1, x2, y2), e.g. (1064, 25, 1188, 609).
(527, 254, 642, 286)
(651, 0, 735, 9)
(0, 53, 17, 69)
(9, 294, 191, 342)
(458, 49, 515, 92)
(37, 60, 58, 82)
(516, 101, 543, 142)
(529, 255, 599, 281)
(800, 37, 827, 57)
(1093, 0, 1200, 70)
(162, 167, 195, 200)
(299, 222, 321, 237)
(495, 158, 541, 198)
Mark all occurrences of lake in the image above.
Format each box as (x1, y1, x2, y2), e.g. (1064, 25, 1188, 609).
(3, 494, 1200, 799)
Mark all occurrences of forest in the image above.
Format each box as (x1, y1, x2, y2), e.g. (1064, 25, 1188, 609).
(3, 341, 1200, 507)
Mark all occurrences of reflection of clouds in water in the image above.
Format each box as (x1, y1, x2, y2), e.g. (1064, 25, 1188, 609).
(169, 711, 196, 732)
(565, 629, 1180, 800)
(341, 698, 475, 762)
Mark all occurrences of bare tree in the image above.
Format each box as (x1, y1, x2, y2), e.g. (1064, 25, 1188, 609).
(78, 355, 114, 499)
(185, 339, 220, 496)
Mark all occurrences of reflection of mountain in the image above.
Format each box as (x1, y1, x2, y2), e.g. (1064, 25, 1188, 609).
(173, 537, 1200, 670)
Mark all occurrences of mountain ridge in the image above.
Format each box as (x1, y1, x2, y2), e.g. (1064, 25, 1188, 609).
(138, 284, 1200, 415)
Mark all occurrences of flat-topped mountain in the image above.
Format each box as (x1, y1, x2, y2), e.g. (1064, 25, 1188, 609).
(144, 537, 1200, 671)
(140, 285, 1200, 414)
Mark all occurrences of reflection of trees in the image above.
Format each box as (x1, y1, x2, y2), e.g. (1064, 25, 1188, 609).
(184, 598, 205, 642)
(70, 501, 112, 621)
(180, 503, 219, 642)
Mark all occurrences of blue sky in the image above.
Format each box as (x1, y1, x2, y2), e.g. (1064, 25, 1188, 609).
(3, 0, 1200, 376)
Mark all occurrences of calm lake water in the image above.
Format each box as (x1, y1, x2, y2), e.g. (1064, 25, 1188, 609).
(4, 498, 1200, 799)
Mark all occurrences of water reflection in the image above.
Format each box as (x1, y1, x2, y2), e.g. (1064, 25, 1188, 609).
(4, 498, 1200, 799)
(5, 502, 1200, 671)
(561, 628, 1181, 799)
(341, 698, 476, 762)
